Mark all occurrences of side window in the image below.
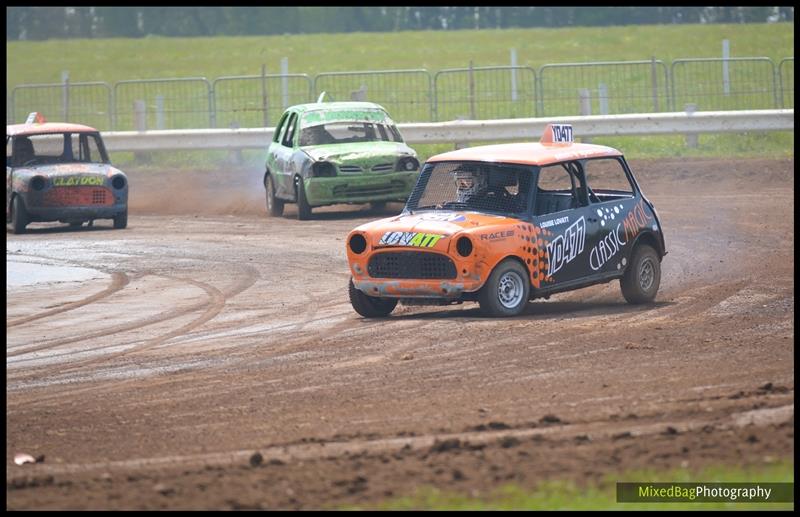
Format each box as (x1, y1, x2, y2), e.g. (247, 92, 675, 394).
(78, 134, 103, 163)
(534, 163, 583, 216)
(66, 134, 106, 163)
(582, 158, 634, 203)
(87, 134, 108, 163)
(69, 134, 80, 160)
(388, 124, 403, 143)
(9, 136, 35, 166)
(281, 113, 298, 147)
(273, 112, 290, 144)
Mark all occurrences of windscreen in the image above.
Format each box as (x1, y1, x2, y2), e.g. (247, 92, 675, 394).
(406, 161, 533, 215)
(7, 132, 108, 167)
(299, 109, 403, 145)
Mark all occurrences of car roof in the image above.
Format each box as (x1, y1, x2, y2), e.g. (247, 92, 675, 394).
(427, 141, 623, 167)
(7, 122, 100, 137)
(288, 101, 388, 114)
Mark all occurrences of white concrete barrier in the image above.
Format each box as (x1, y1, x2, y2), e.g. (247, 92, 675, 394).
(101, 109, 794, 152)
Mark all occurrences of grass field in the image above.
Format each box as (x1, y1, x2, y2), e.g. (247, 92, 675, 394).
(6, 23, 793, 87)
(342, 460, 794, 510)
(6, 22, 794, 162)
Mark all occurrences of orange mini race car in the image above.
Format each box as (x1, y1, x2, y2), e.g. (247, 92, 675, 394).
(345, 123, 666, 317)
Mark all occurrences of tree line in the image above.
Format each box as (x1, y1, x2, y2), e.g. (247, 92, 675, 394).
(6, 6, 794, 41)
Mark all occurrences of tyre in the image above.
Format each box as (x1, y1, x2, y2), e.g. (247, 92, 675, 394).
(69, 221, 83, 228)
(620, 244, 661, 304)
(295, 177, 312, 220)
(348, 278, 398, 318)
(478, 259, 530, 317)
(113, 210, 128, 229)
(265, 174, 284, 217)
(10, 196, 28, 234)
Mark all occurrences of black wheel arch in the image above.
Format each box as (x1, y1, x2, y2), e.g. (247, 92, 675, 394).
(293, 174, 306, 202)
(8, 191, 23, 215)
(629, 231, 665, 260)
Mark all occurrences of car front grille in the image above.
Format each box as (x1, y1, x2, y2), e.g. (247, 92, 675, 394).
(338, 165, 363, 174)
(371, 163, 394, 172)
(332, 180, 407, 198)
(42, 187, 113, 207)
(368, 251, 457, 279)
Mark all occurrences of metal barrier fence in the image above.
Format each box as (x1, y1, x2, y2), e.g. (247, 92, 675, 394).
(538, 60, 669, 116)
(10, 82, 112, 129)
(434, 65, 537, 121)
(671, 57, 777, 111)
(113, 78, 213, 131)
(778, 58, 794, 109)
(99, 110, 795, 152)
(7, 56, 794, 130)
(213, 73, 313, 129)
(313, 69, 433, 122)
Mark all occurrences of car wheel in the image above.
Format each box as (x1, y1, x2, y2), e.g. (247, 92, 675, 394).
(265, 174, 284, 217)
(295, 177, 312, 220)
(620, 244, 660, 304)
(478, 259, 530, 317)
(348, 278, 398, 318)
(113, 210, 128, 229)
(69, 221, 83, 228)
(11, 196, 28, 234)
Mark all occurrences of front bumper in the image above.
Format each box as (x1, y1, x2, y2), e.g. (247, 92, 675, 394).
(305, 171, 418, 206)
(21, 188, 127, 223)
(26, 204, 126, 222)
(349, 249, 486, 300)
(351, 277, 480, 299)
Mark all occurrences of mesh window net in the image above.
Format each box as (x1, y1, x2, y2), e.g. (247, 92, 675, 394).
(406, 161, 533, 215)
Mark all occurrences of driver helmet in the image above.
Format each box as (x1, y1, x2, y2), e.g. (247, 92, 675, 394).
(454, 165, 487, 202)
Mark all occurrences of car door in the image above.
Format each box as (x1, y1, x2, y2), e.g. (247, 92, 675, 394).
(579, 157, 639, 276)
(6, 135, 15, 216)
(267, 111, 297, 198)
(531, 161, 604, 287)
(276, 112, 300, 197)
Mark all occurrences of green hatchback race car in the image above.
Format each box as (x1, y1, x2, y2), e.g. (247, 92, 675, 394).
(263, 100, 420, 220)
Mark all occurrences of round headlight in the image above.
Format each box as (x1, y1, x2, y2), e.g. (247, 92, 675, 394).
(456, 236, 473, 257)
(349, 234, 367, 254)
(111, 175, 127, 189)
(31, 176, 46, 191)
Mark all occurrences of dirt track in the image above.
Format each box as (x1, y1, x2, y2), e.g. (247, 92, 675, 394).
(6, 157, 794, 509)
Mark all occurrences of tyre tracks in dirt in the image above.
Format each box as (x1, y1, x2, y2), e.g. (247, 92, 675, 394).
(6, 271, 131, 328)
(7, 262, 262, 390)
(5, 158, 795, 509)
